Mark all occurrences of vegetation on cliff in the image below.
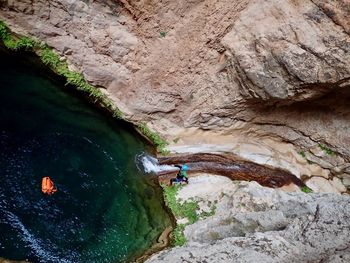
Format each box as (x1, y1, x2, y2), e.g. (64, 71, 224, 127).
(319, 144, 335, 156)
(0, 21, 122, 118)
(0, 20, 122, 119)
(301, 185, 313, 193)
(162, 184, 198, 246)
(138, 123, 169, 154)
(0, 20, 170, 153)
(161, 184, 216, 246)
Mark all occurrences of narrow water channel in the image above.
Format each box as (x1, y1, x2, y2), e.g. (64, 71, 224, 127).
(0, 50, 171, 263)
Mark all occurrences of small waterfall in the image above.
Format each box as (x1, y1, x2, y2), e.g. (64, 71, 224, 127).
(137, 154, 178, 174)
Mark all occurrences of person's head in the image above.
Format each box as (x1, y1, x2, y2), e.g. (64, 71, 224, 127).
(182, 164, 189, 171)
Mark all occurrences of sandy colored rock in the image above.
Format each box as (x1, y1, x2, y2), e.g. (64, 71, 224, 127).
(167, 133, 332, 183)
(222, 0, 350, 102)
(331, 177, 347, 193)
(147, 177, 350, 263)
(306, 176, 340, 193)
(1, 1, 350, 261)
(342, 177, 350, 189)
(0, 0, 350, 175)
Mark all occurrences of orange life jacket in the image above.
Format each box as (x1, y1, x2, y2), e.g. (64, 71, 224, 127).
(42, 177, 57, 195)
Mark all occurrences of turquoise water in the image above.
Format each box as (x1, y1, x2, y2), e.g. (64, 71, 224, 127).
(0, 50, 171, 263)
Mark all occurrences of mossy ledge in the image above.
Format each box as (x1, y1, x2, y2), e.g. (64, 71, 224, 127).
(0, 20, 168, 154)
(0, 20, 122, 117)
(161, 184, 216, 246)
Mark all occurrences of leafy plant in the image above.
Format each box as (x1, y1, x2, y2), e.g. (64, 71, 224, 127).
(138, 123, 168, 153)
(162, 184, 184, 218)
(14, 37, 35, 51)
(159, 148, 170, 155)
(0, 21, 10, 40)
(112, 108, 123, 119)
(0, 21, 37, 51)
(161, 184, 213, 246)
(172, 224, 186, 246)
(2, 37, 17, 50)
(319, 144, 335, 156)
(65, 71, 86, 88)
(301, 186, 313, 193)
(160, 31, 166, 38)
(36, 45, 122, 115)
(298, 151, 314, 164)
(39, 47, 61, 68)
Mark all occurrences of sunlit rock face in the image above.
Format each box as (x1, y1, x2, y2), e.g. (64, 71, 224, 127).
(1, 0, 350, 262)
(1, 0, 349, 147)
(222, 0, 350, 102)
(1, 0, 349, 163)
(147, 177, 350, 263)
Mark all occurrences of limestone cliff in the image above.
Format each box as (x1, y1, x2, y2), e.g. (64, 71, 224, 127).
(1, 1, 350, 262)
(0, 2, 348, 156)
(147, 176, 350, 263)
(4, 0, 349, 193)
(0, 0, 349, 177)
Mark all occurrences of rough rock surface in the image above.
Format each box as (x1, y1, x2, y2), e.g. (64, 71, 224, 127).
(222, 0, 350, 102)
(1, 1, 350, 261)
(0, 1, 350, 186)
(1, 1, 349, 150)
(147, 176, 350, 263)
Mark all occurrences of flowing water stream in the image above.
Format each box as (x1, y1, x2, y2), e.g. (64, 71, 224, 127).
(138, 155, 176, 174)
(0, 50, 171, 263)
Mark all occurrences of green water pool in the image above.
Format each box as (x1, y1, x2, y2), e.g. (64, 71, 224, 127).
(0, 50, 171, 263)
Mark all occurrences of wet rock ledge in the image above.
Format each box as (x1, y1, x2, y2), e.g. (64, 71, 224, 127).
(157, 153, 304, 188)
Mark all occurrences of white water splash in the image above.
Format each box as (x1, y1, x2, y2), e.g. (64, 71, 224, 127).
(137, 154, 178, 174)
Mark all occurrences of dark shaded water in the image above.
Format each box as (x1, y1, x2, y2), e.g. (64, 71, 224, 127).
(0, 50, 171, 263)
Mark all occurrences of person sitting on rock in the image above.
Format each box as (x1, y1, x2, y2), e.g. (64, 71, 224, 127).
(170, 164, 189, 186)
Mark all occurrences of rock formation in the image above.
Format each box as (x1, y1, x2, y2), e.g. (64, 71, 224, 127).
(1, 0, 349, 175)
(1, 0, 350, 262)
(147, 176, 350, 263)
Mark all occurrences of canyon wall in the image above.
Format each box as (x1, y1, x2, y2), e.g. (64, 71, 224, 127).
(147, 177, 350, 263)
(1, 1, 350, 262)
(0, 0, 350, 190)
